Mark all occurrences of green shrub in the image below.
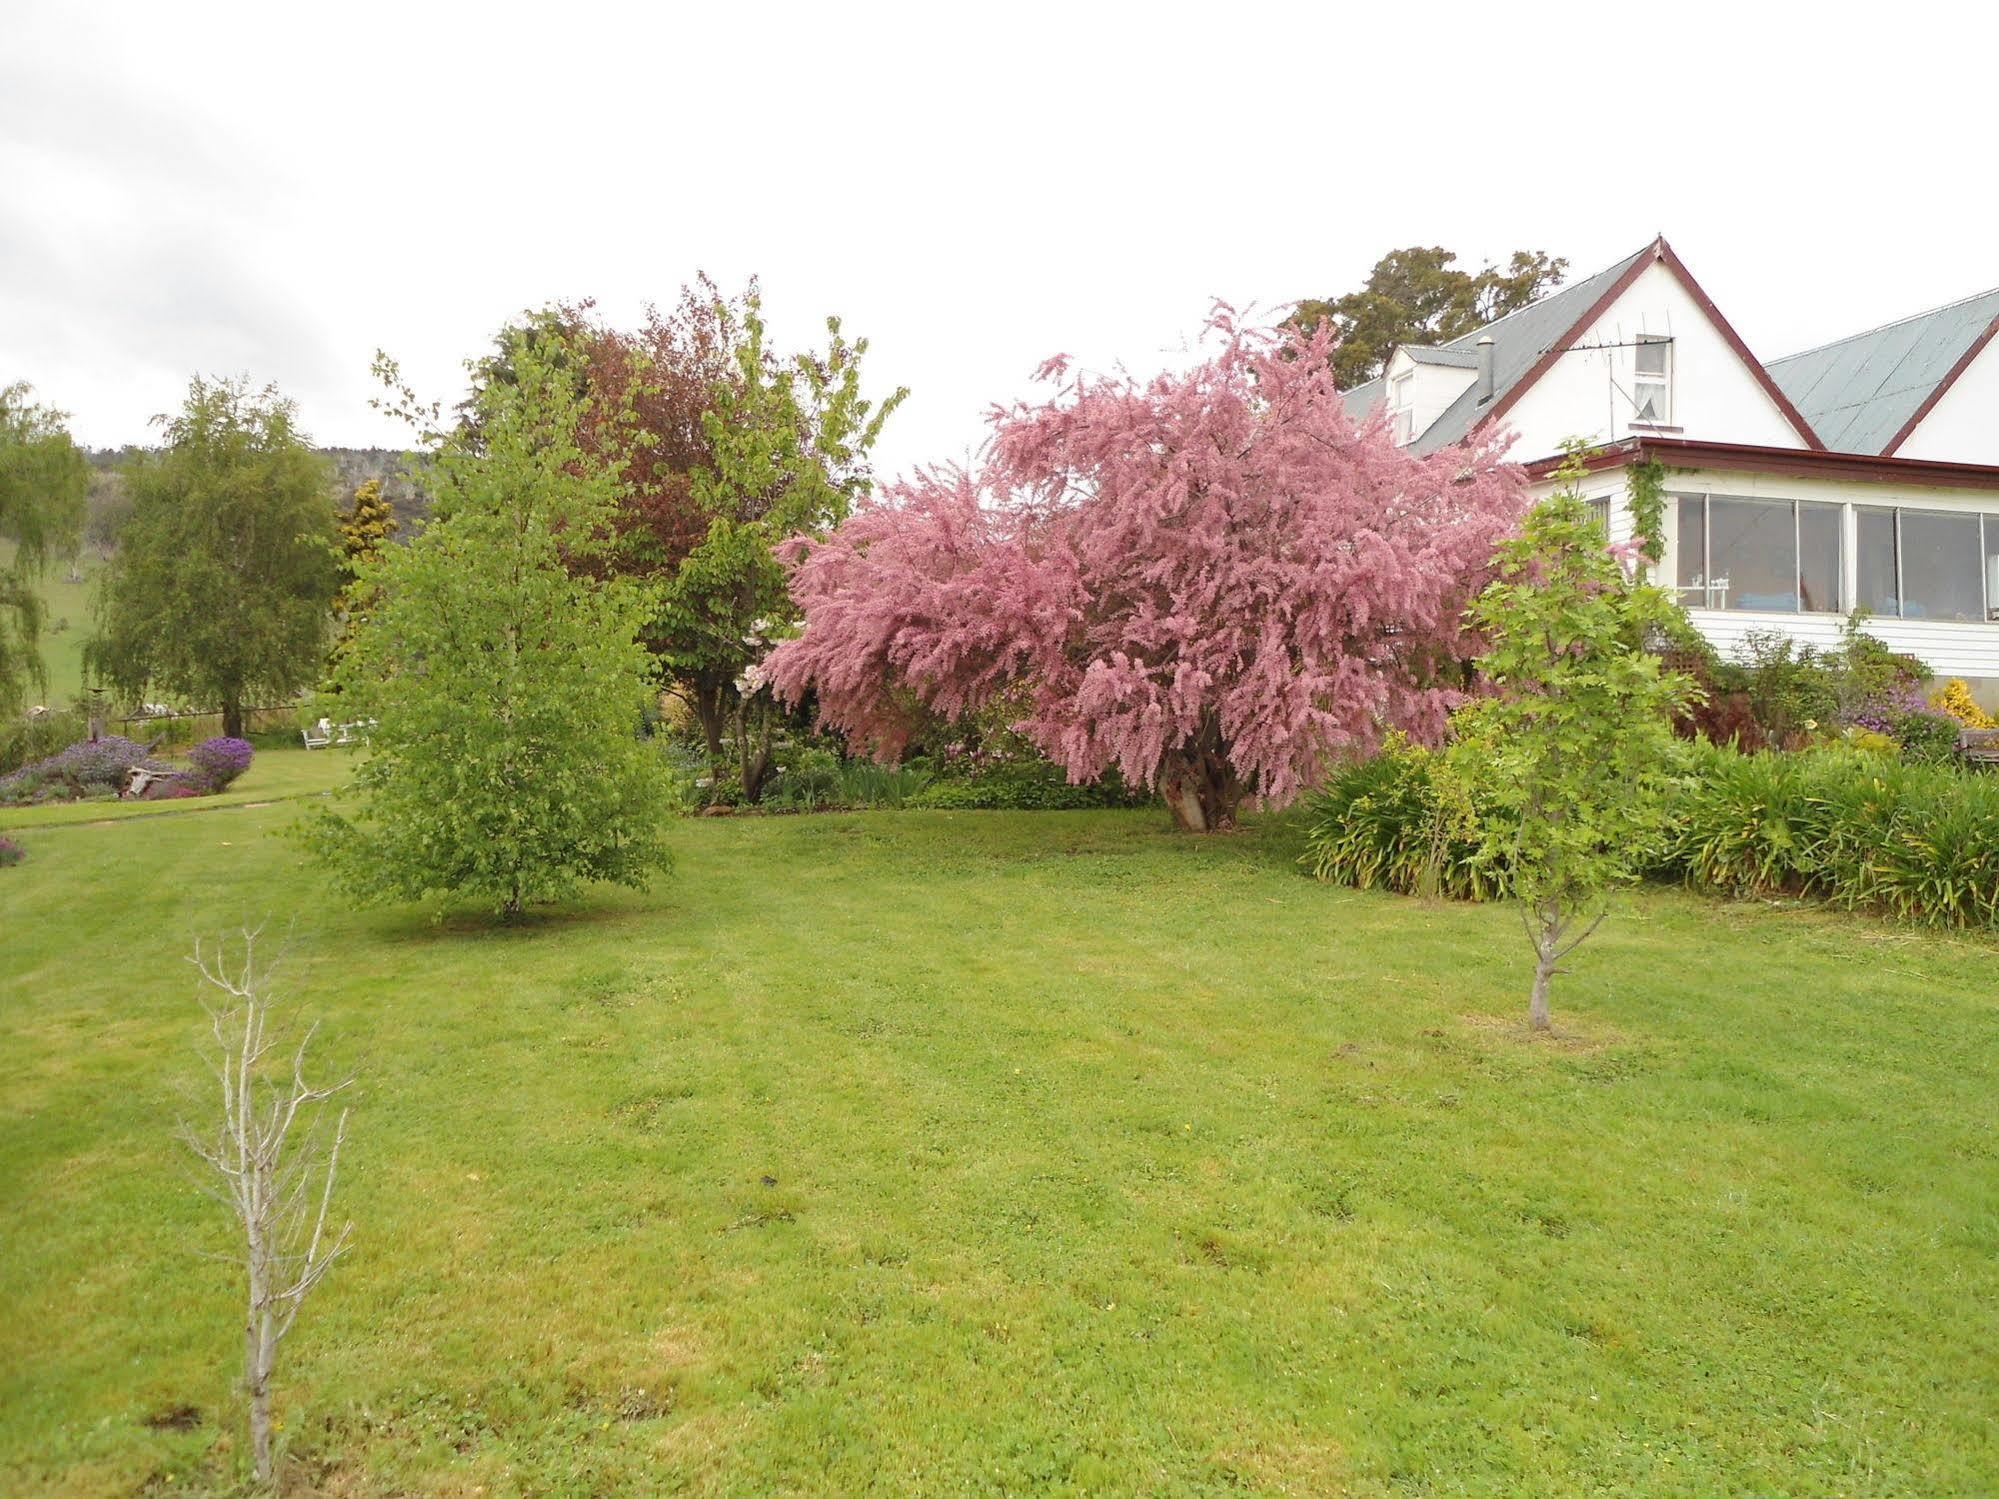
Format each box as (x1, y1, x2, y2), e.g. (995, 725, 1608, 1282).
(1301, 744, 1507, 901)
(1659, 743, 1999, 928)
(0, 708, 90, 776)
(910, 758, 1137, 812)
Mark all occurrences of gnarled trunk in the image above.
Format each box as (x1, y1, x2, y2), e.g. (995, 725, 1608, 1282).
(222, 697, 245, 739)
(1159, 724, 1242, 833)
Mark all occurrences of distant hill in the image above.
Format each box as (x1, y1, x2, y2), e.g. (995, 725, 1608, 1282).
(84, 446, 432, 534)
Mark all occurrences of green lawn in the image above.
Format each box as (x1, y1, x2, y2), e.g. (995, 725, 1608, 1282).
(0, 744, 348, 831)
(1, 800, 1995, 1495)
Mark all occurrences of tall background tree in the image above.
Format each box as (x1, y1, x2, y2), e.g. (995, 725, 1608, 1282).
(768, 309, 1527, 832)
(0, 384, 89, 715)
(90, 378, 341, 735)
(302, 333, 674, 919)
(567, 280, 905, 800)
(1292, 246, 1567, 388)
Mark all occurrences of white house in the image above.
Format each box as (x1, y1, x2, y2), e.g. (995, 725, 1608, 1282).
(1343, 237, 1999, 705)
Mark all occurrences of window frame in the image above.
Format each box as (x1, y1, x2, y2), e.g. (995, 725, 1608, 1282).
(1673, 492, 1844, 616)
(1631, 335, 1673, 428)
(1856, 504, 1994, 623)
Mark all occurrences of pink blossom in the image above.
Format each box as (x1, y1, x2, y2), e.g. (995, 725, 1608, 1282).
(767, 308, 1527, 829)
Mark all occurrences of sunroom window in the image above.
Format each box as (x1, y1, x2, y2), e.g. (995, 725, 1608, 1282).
(1857, 508, 1987, 622)
(1987, 516, 1999, 622)
(1675, 495, 1841, 614)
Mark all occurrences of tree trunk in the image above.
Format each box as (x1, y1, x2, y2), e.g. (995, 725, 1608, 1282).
(1528, 904, 1559, 1031)
(245, 1251, 274, 1484)
(1159, 728, 1242, 833)
(691, 678, 728, 783)
(222, 698, 245, 739)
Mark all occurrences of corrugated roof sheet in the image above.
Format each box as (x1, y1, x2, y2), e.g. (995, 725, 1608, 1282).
(1767, 289, 1999, 454)
(1339, 244, 1654, 452)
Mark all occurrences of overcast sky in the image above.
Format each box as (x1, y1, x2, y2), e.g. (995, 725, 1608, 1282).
(5, 1, 1995, 480)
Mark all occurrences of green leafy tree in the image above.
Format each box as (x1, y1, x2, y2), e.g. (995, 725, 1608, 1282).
(671, 296, 904, 798)
(0, 384, 89, 714)
(1449, 453, 1691, 1030)
(301, 333, 674, 920)
(1293, 247, 1567, 389)
(576, 284, 904, 800)
(90, 378, 340, 735)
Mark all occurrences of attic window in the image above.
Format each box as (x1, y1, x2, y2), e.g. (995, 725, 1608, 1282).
(1389, 371, 1413, 444)
(1632, 336, 1672, 426)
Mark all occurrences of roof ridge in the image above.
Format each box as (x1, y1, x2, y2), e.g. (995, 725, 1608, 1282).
(1771, 285, 1999, 365)
(1439, 241, 1655, 350)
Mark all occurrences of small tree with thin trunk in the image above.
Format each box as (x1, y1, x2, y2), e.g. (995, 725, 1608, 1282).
(301, 330, 675, 919)
(180, 926, 351, 1488)
(1450, 456, 1691, 1029)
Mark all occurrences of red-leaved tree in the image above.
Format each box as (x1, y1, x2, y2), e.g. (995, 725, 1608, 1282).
(766, 309, 1527, 831)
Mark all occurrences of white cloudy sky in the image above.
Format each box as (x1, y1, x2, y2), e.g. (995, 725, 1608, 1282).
(4, 1, 1994, 479)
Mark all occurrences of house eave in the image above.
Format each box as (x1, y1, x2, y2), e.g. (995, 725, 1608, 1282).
(1528, 436, 1999, 494)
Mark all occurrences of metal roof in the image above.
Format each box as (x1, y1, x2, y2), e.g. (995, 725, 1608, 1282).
(1339, 244, 1653, 451)
(1767, 289, 1999, 454)
(1402, 345, 1480, 368)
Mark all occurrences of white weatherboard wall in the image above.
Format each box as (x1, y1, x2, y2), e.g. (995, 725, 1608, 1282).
(1556, 464, 1999, 696)
(1497, 261, 1808, 462)
(1897, 336, 1999, 465)
(1385, 349, 1476, 443)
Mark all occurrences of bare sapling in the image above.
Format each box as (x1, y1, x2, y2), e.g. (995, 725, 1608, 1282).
(180, 926, 351, 1488)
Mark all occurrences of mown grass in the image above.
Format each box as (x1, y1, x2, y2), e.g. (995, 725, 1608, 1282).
(1, 798, 1995, 1495)
(0, 745, 349, 831)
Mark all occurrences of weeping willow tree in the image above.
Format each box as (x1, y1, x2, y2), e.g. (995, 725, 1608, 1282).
(0, 384, 89, 715)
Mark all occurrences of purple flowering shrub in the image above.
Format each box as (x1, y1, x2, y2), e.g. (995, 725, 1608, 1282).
(0, 736, 161, 804)
(187, 736, 254, 791)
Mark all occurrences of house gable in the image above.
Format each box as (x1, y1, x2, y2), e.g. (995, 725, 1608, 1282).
(1494, 249, 1821, 460)
(1891, 315, 1999, 462)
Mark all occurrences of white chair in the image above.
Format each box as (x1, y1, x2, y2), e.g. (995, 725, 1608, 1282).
(302, 718, 334, 750)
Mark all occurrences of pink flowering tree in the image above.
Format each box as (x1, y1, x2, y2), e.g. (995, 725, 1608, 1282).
(766, 309, 1527, 831)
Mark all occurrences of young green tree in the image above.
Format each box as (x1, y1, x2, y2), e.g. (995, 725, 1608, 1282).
(1450, 456, 1691, 1030)
(301, 333, 674, 920)
(0, 384, 89, 715)
(91, 379, 340, 735)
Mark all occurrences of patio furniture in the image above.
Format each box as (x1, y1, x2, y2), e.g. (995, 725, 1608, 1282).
(302, 718, 335, 749)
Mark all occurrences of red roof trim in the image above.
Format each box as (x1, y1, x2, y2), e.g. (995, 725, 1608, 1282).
(1882, 308, 1999, 455)
(1529, 436, 1999, 494)
(1477, 237, 1827, 452)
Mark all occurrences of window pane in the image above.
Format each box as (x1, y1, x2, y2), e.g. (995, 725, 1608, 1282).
(1636, 339, 1669, 376)
(1633, 381, 1668, 423)
(1986, 515, 1999, 622)
(1900, 511, 1983, 621)
(1857, 507, 1898, 616)
(1587, 498, 1611, 537)
(1798, 502, 1841, 612)
(1677, 496, 1706, 604)
(1709, 498, 1797, 612)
